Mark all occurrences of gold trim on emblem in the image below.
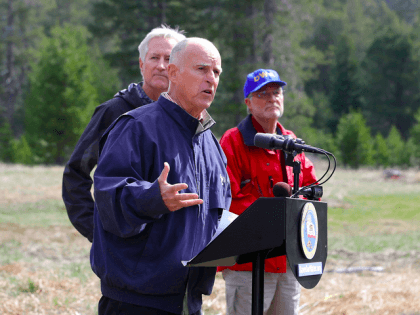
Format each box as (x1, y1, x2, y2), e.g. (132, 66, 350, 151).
(300, 202, 318, 260)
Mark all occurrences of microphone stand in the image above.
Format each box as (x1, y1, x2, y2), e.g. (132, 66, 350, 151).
(284, 150, 302, 197)
(250, 149, 303, 314)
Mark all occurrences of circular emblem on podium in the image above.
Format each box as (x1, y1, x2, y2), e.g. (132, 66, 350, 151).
(300, 202, 318, 260)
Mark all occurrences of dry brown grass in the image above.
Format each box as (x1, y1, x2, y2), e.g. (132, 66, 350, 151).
(0, 261, 100, 315)
(309, 157, 420, 209)
(0, 163, 63, 205)
(1, 163, 420, 314)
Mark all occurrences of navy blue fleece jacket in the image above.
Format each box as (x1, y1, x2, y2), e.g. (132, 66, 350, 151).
(90, 96, 231, 314)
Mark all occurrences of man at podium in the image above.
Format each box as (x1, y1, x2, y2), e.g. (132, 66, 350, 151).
(218, 69, 318, 315)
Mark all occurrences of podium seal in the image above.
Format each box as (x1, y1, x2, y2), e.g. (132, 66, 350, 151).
(300, 202, 318, 259)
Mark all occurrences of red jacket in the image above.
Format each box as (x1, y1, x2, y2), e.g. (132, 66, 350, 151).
(218, 115, 318, 273)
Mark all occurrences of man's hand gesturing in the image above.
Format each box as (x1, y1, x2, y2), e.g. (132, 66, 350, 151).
(158, 162, 203, 212)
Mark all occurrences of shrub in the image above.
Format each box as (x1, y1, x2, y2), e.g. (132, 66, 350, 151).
(387, 126, 405, 167)
(12, 136, 33, 165)
(0, 122, 14, 162)
(336, 111, 374, 168)
(373, 133, 390, 167)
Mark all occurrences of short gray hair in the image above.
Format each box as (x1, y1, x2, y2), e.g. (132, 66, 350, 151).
(169, 39, 189, 65)
(138, 24, 186, 61)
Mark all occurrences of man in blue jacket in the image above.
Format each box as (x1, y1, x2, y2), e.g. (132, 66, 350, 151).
(91, 37, 231, 315)
(62, 25, 186, 243)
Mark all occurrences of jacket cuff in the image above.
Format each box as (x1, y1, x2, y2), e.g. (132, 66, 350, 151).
(133, 179, 170, 219)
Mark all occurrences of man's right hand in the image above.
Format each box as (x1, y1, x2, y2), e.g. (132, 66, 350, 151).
(157, 162, 203, 212)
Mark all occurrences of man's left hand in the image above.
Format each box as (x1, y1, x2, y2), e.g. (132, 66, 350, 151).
(157, 162, 204, 211)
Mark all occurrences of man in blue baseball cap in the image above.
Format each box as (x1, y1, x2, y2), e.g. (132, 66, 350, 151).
(218, 69, 318, 315)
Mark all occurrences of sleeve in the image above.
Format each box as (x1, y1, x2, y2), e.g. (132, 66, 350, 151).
(62, 101, 125, 242)
(93, 117, 170, 238)
(220, 130, 260, 216)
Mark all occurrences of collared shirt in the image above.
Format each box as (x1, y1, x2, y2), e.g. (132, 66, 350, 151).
(162, 92, 215, 134)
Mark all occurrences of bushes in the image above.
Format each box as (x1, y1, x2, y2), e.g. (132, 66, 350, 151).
(12, 136, 33, 165)
(23, 25, 120, 165)
(373, 133, 389, 167)
(0, 122, 14, 162)
(336, 111, 374, 168)
(322, 111, 418, 169)
(0, 121, 33, 165)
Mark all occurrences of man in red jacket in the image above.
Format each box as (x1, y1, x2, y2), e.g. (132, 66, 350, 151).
(218, 69, 318, 315)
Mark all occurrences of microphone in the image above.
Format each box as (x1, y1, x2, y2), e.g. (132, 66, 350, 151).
(273, 182, 323, 199)
(273, 182, 292, 197)
(254, 133, 328, 154)
(299, 186, 323, 199)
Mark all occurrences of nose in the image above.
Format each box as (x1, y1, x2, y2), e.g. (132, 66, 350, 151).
(206, 71, 217, 85)
(157, 57, 166, 70)
(268, 91, 282, 102)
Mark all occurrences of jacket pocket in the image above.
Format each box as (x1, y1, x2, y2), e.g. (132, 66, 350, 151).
(240, 177, 263, 199)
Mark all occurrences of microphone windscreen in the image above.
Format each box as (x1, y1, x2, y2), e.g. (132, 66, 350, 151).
(273, 182, 292, 197)
(254, 133, 272, 149)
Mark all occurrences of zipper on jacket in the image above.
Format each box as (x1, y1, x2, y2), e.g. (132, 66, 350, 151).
(192, 137, 200, 217)
(269, 176, 274, 195)
(256, 181, 263, 197)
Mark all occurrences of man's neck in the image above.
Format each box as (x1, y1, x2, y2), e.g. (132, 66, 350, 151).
(167, 91, 203, 119)
(254, 116, 278, 134)
(142, 84, 163, 101)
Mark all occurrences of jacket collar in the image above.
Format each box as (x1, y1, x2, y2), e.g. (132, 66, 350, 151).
(237, 114, 283, 147)
(114, 82, 153, 109)
(158, 96, 215, 137)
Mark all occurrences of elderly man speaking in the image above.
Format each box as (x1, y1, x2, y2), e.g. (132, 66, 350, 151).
(91, 38, 231, 315)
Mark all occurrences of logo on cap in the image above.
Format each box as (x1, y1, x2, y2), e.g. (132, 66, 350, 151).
(253, 71, 276, 82)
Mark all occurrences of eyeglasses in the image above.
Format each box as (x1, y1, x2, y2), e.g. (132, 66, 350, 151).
(252, 88, 284, 100)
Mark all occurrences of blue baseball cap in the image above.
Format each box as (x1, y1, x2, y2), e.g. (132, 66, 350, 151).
(243, 69, 287, 99)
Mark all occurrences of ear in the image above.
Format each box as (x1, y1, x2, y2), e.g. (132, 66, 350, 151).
(245, 98, 252, 113)
(167, 63, 179, 83)
(139, 58, 143, 71)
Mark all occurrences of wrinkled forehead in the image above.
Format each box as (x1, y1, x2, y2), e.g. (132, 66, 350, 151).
(147, 37, 178, 53)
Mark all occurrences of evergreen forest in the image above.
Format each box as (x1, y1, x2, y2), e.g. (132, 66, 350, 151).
(1, 0, 420, 168)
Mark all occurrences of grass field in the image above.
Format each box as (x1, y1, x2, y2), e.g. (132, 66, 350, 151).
(0, 161, 420, 314)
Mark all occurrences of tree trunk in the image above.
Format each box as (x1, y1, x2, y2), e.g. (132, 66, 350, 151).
(146, 0, 156, 30)
(263, 0, 276, 66)
(250, 2, 259, 65)
(4, 0, 16, 127)
(159, 0, 167, 24)
(56, 0, 69, 26)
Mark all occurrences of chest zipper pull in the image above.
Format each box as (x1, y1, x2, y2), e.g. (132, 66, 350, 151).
(269, 176, 274, 195)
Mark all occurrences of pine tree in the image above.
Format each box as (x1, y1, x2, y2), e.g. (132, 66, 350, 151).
(410, 108, 420, 163)
(361, 23, 420, 139)
(12, 135, 32, 165)
(373, 133, 390, 167)
(387, 126, 405, 167)
(328, 35, 361, 133)
(336, 111, 374, 168)
(0, 121, 14, 162)
(24, 25, 119, 164)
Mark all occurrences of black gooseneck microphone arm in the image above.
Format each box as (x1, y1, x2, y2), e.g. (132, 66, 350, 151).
(254, 133, 336, 199)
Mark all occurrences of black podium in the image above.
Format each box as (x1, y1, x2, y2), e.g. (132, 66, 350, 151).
(184, 197, 327, 315)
